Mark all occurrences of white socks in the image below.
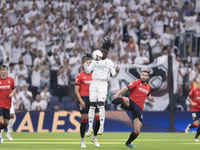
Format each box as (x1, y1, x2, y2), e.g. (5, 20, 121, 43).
(98, 106, 105, 129)
(7, 118, 14, 134)
(88, 106, 96, 129)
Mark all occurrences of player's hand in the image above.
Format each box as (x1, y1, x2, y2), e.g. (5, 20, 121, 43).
(80, 100, 86, 109)
(113, 94, 119, 99)
(191, 102, 197, 106)
(115, 66, 120, 73)
(8, 93, 14, 98)
(15, 101, 18, 107)
(149, 97, 155, 102)
(82, 55, 87, 63)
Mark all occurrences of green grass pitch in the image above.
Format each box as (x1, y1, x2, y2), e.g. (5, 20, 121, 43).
(0, 132, 200, 150)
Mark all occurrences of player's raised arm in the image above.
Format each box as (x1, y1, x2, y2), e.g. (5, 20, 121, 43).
(113, 87, 129, 99)
(83, 57, 94, 74)
(110, 65, 120, 78)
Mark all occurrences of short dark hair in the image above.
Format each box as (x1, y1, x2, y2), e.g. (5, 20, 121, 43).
(101, 37, 114, 51)
(141, 70, 150, 75)
(1, 65, 8, 70)
(9, 63, 14, 67)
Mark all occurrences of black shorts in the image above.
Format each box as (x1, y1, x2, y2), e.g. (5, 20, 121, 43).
(122, 98, 143, 123)
(80, 97, 99, 114)
(191, 111, 200, 121)
(0, 107, 10, 120)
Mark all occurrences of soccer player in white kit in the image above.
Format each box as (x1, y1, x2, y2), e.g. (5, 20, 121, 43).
(84, 37, 120, 147)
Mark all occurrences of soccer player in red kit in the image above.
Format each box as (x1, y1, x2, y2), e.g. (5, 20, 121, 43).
(0, 65, 16, 143)
(185, 79, 200, 142)
(75, 56, 100, 148)
(108, 70, 155, 148)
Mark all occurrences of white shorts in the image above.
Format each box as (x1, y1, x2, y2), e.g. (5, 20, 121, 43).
(10, 102, 15, 114)
(89, 81, 108, 102)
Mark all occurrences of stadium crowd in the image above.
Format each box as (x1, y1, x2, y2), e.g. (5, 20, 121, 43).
(0, 0, 200, 111)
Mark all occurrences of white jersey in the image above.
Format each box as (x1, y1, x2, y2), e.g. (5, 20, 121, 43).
(84, 58, 118, 81)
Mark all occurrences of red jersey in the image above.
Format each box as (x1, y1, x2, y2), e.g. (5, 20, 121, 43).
(127, 80, 152, 111)
(75, 72, 92, 97)
(0, 76, 15, 109)
(189, 88, 200, 112)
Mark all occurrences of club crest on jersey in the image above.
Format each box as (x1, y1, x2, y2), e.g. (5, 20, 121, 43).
(8, 81, 10, 83)
(105, 62, 107, 65)
(0, 82, 1, 84)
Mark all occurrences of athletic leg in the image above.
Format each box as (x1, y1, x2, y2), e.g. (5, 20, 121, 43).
(6, 114, 14, 141)
(112, 97, 130, 107)
(94, 113, 100, 136)
(80, 114, 88, 148)
(185, 112, 199, 133)
(7, 102, 15, 141)
(125, 118, 142, 149)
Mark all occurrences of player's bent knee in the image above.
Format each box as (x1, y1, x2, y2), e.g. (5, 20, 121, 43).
(135, 129, 141, 135)
(193, 121, 199, 126)
(90, 102, 96, 107)
(10, 114, 14, 119)
(99, 101, 104, 106)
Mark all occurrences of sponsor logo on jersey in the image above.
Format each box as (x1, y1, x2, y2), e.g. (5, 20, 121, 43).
(95, 64, 107, 70)
(138, 87, 149, 94)
(0, 85, 11, 89)
(84, 81, 92, 84)
(196, 97, 200, 100)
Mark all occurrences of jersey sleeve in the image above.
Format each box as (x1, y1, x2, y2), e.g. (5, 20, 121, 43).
(147, 86, 152, 96)
(84, 60, 94, 74)
(11, 78, 15, 90)
(127, 80, 138, 90)
(109, 60, 118, 78)
(75, 74, 81, 85)
(189, 89, 194, 98)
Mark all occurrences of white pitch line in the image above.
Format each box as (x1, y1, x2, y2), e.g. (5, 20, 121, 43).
(2, 142, 126, 144)
(2, 139, 191, 141)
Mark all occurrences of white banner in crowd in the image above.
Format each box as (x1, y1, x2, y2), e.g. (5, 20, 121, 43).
(117, 56, 179, 111)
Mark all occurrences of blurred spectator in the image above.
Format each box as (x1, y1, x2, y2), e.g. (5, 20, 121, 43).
(18, 103, 25, 111)
(40, 86, 51, 106)
(21, 41, 33, 69)
(31, 94, 47, 111)
(31, 62, 44, 98)
(40, 57, 51, 88)
(153, 13, 164, 36)
(8, 63, 18, 86)
(161, 27, 175, 46)
(150, 33, 163, 59)
(11, 40, 22, 64)
(49, 48, 61, 95)
(140, 34, 150, 53)
(14, 86, 26, 110)
(0, 44, 6, 65)
(57, 59, 71, 101)
(134, 46, 149, 65)
(33, 50, 45, 65)
(54, 103, 60, 111)
(69, 49, 81, 80)
(15, 61, 28, 89)
(20, 83, 33, 111)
